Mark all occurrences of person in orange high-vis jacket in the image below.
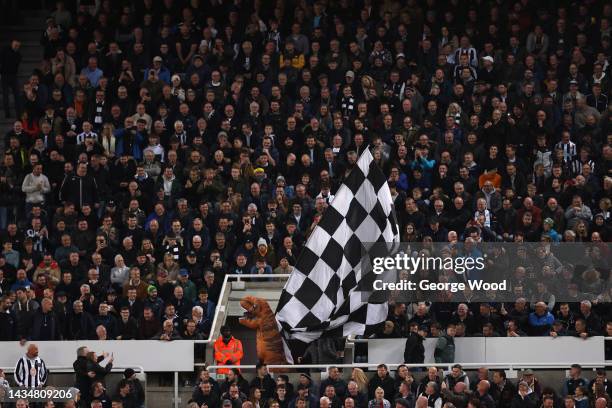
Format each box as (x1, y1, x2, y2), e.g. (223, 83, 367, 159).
(214, 325, 244, 374)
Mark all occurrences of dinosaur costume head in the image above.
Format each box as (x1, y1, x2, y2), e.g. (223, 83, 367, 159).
(239, 295, 288, 365)
(240, 296, 273, 320)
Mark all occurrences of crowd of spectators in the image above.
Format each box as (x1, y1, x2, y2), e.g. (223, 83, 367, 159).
(185, 364, 612, 408)
(0, 0, 611, 369)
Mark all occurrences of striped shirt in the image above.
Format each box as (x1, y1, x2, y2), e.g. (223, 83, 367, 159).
(555, 141, 577, 162)
(76, 131, 99, 145)
(571, 158, 595, 176)
(14, 355, 48, 388)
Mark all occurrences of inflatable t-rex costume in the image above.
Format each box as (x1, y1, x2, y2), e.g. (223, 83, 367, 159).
(239, 296, 288, 364)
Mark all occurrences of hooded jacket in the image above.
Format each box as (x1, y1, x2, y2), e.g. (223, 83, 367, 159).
(214, 335, 243, 374)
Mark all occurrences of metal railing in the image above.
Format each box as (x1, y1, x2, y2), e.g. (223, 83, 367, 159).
(0, 365, 145, 374)
(194, 274, 291, 345)
(202, 362, 607, 372)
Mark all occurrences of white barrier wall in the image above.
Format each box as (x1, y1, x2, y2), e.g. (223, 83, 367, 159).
(0, 340, 195, 372)
(367, 336, 605, 365)
(368, 338, 486, 364)
(484, 336, 604, 364)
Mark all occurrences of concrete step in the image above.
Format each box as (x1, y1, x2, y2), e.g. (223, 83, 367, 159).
(147, 385, 193, 408)
(0, 29, 42, 39)
(24, 16, 47, 25)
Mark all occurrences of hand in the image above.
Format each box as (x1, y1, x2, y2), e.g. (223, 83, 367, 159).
(441, 381, 447, 390)
(87, 371, 96, 378)
(550, 331, 558, 338)
(580, 332, 588, 339)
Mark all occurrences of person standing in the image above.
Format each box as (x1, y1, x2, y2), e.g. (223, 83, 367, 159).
(21, 163, 51, 215)
(14, 343, 48, 388)
(30, 298, 63, 340)
(0, 40, 21, 118)
(59, 162, 99, 210)
(213, 325, 243, 375)
(73, 346, 92, 402)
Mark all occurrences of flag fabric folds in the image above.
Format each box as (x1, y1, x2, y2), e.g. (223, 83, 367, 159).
(275, 148, 400, 346)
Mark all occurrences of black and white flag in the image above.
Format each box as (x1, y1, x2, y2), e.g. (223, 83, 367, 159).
(275, 148, 400, 350)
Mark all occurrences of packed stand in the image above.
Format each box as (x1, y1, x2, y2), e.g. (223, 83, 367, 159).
(185, 364, 612, 408)
(0, 0, 611, 348)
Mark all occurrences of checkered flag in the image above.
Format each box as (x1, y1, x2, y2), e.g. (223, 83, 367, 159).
(275, 148, 400, 349)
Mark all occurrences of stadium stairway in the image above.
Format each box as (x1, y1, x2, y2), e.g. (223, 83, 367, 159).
(0, 10, 47, 147)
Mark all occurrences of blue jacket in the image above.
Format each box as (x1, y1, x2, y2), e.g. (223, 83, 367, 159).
(145, 66, 171, 84)
(114, 129, 145, 161)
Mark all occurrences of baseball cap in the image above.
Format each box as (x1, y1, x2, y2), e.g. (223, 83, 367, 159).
(179, 269, 189, 277)
(482, 56, 494, 63)
(187, 250, 197, 257)
(153, 56, 163, 63)
(223, 400, 232, 407)
(345, 70, 355, 78)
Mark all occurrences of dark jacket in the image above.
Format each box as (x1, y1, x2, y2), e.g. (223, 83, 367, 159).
(87, 357, 113, 383)
(30, 310, 62, 340)
(441, 389, 470, 408)
(59, 173, 99, 208)
(320, 377, 348, 399)
(137, 317, 161, 339)
(192, 389, 220, 408)
(474, 391, 496, 408)
(117, 317, 139, 340)
(404, 332, 425, 363)
(68, 311, 96, 340)
(250, 374, 277, 401)
(0, 310, 15, 340)
(491, 381, 517, 408)
(368, 374, 396, 400)
(511, 392, 539, 408)
(0, 45, 21, 76)
(73, 356, 91, 401)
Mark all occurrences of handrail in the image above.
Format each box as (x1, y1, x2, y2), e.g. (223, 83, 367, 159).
(0, 365, 146, 374)
(194, 274, 290, 344)
(202, 362, 606, 371)
(352, 337, 612, 343)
